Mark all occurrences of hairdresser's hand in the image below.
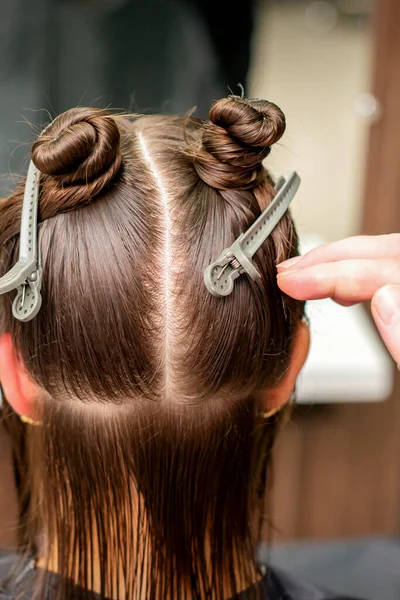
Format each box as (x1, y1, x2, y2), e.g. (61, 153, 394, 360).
(277, 234, 400, 363)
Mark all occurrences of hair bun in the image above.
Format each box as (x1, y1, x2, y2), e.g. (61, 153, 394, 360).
(193, 96, 286, 190)
(210, 96, 285, 148)
(31, 107, 122, 208)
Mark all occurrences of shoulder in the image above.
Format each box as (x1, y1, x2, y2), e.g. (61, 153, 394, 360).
(0, 552, 366, 600)
(0, 552, 35, 599)
(258, 566, 365, 600)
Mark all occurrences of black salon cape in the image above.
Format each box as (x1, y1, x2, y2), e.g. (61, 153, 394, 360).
(0, 553, 363, 600)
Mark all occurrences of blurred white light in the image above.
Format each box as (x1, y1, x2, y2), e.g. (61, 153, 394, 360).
(353, 92, 381, 123)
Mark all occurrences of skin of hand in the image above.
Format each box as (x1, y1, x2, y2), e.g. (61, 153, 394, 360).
(276, 234, 400, 364)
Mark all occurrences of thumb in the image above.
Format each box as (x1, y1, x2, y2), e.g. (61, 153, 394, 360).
(371, 285, 400, 364)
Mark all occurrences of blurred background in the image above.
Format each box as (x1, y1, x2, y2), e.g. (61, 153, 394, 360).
(1, 0, 400, 597)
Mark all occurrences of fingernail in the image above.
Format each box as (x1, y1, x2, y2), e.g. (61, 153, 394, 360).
(373, 286, 400, 325)
(277, 256, 302, 271)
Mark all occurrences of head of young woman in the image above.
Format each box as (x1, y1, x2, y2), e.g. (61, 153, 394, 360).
(0, 96, 308, 600)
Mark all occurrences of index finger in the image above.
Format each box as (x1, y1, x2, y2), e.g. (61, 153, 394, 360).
(277, 234, 400, 271)
(277, 258, 400, 303)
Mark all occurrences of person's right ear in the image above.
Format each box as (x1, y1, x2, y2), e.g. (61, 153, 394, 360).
(0, 333, 41, 420)
(260, 321, 310, 413)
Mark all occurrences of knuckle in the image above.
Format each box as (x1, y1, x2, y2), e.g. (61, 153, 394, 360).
(389, 233, 400, 261)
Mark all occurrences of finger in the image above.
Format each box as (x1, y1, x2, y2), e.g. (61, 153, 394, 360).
(277, 234, 400, 271)
(277, 258, 400, 303)
(332, 298, 358, 307)
(371, 285, 400, 364)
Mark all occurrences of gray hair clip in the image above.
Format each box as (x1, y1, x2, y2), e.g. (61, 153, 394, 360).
(204, 171, 300, 297)
(0, 160, 42, 321)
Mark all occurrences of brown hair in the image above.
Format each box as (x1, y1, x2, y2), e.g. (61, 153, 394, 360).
(0, 96, 303, 599)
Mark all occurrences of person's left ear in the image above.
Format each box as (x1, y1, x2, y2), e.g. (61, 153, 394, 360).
(0, 332, 41, 420)
(261, 321, 310, 412)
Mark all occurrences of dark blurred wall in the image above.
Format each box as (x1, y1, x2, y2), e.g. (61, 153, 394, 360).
(0, 0, 255, 185)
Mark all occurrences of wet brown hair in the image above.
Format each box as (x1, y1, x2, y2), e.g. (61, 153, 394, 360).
(0, 96, 303, 599)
